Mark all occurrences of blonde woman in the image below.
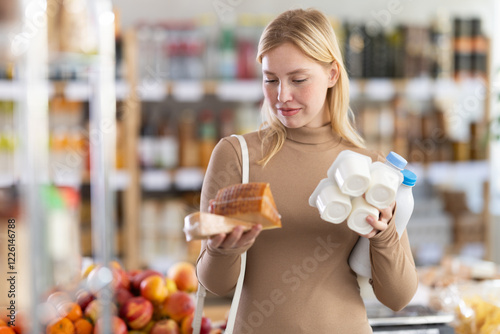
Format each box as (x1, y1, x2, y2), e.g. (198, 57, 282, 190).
(197, 8, 417, 333)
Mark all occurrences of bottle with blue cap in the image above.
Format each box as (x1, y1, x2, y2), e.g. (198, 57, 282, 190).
(385, 151, 407, 171)
(394, 169, 417, 237)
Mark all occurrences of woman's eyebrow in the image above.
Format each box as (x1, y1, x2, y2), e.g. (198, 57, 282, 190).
(263, 68, 311, 75)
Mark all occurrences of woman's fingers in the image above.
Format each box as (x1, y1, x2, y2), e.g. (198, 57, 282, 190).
(209, 224, 263, 250)
(237, 224, 262, 247)
(208, 233, 226, 249)
(219, 225, 245, 249)
(363, 200, 396, 238)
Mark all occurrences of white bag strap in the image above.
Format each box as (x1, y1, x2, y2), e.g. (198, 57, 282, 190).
(192, 135, 249, 334)
(225, 134, 249, 333)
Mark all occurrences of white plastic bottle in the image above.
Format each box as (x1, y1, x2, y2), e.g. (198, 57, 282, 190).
(348, 168, 417, 278)
(393, 169, 417, 237)
(385, 151, 407, 171)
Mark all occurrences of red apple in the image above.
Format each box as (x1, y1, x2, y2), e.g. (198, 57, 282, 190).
(151, 319, 180, 334)
(161, 291, 195, 323)
(130, 270, 163, 293)
(180, 313, 212, 334)
(119, 296, 153, 330)
(140, 275, 169, 304)
(114, 287, 134, 307)
(167, 262, 198, 292)
(94, 316, 127, 334)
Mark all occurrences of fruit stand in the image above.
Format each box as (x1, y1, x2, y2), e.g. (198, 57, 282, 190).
(0, 0, 223, 332)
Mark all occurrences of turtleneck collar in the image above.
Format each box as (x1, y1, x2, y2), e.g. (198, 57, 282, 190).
(285, 123, 341, 145)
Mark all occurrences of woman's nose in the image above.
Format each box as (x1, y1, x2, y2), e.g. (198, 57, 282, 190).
(278, 83, 292, 103)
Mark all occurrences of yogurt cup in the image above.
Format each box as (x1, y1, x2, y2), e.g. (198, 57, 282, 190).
(347, 197, 379, 235)
(365, 161, 403, 209)
(309, 178, 352, 224)
(327, 150, 372, 197)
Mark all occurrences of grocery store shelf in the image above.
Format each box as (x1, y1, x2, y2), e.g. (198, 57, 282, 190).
(0, 78, 487, 102)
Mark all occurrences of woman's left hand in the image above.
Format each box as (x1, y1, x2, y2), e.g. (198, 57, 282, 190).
(361, 200, 396, 239)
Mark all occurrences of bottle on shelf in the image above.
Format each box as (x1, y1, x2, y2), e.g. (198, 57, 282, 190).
(218, 23, 237, 80)
(198, 109, 217, 169)
(178, 109, 200, 168)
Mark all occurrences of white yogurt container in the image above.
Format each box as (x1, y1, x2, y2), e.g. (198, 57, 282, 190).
(365, 161, 403, 210)
(347, 196, 379, 235)
(309, 178, 352, 224)
(327, 150, 372, 197)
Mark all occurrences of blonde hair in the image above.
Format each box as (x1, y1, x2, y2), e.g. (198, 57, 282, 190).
(257, 8, 365, 166)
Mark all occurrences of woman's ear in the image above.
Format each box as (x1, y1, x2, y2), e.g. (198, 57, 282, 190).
(328, 62, 340, 88)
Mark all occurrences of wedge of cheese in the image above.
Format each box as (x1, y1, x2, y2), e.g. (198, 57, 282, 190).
(183, 212, 254, 241)
(183, 182, 281, 241)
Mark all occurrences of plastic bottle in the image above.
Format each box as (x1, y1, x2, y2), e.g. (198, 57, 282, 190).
(348, 168, 417, 278)
(385, 151, 407, 171)
(394, 169, 417, 237)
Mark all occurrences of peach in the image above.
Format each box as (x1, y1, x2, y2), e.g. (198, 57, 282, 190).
(180, 313, 212, 334)
(119, 297, 153, 330)
(140, 275, 169, 304)
(130, 270, 163, 293)
(75, 289, 95, 311)
(161, 291, 195, 323)
(112, 267, 131, 291)
(165, 278, 178, 294)
(150, 319, 180, 334)
(167, 262, 198, 293)
(84, 300, 117, 324)
(93, 316, 127, 334)
(114, 287, 134, 307)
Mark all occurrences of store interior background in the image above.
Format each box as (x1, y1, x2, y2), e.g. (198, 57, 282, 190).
(109, 0, 500, 269)
(0, 0, 499, 316)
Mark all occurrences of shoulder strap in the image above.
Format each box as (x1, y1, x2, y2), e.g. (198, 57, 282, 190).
(192, 135, 249, 334)
(225, 135, 249, 333)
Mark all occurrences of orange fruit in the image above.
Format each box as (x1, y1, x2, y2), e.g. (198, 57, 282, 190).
(58, 302, 82, 322)
(74, 318, 93, 334)
(46, 317, 75, 334)
(0, 320, 6, 326)
(0, 326, 15, 334)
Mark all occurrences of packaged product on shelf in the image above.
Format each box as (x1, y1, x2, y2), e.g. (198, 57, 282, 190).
(218, 23, 237, 80)
(198, 109, 217, 169)
(178, 109, 199, 168)
(58, 0, 98, 54)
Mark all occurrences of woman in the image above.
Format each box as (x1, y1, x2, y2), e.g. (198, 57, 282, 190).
(196, 8, 418, 333)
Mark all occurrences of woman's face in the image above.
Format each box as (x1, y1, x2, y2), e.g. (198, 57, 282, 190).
(261, 42, 338, 129)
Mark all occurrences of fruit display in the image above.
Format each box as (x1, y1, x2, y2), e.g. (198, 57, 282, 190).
(0, 261, 221, 334)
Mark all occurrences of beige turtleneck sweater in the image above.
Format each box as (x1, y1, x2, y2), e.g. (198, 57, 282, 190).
(196, 125, 418, 334)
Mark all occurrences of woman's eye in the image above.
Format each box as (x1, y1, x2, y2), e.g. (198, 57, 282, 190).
(293, 79, 307, 83)
(264, 79, 277, 83)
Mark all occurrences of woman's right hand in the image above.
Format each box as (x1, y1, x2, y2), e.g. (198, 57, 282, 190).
(207, 224, 263, 252)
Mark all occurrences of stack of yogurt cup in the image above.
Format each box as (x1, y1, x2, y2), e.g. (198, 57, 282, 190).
(309, 150, 417, 277)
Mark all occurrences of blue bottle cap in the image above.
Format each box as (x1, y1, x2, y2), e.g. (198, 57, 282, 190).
(386, 151, 407, 170)
(401, 169, 417, 187)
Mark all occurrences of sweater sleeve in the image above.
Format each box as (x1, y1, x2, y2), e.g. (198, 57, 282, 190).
(369, 207, 419, 311)
(366, 151, 418, 311)
(195, 137, 245, 296)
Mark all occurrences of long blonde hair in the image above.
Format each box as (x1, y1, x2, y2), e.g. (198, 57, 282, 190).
(257, 8, 365, 166)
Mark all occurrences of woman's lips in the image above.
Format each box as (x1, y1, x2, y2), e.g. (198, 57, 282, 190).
(278, 108, 301, 116)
